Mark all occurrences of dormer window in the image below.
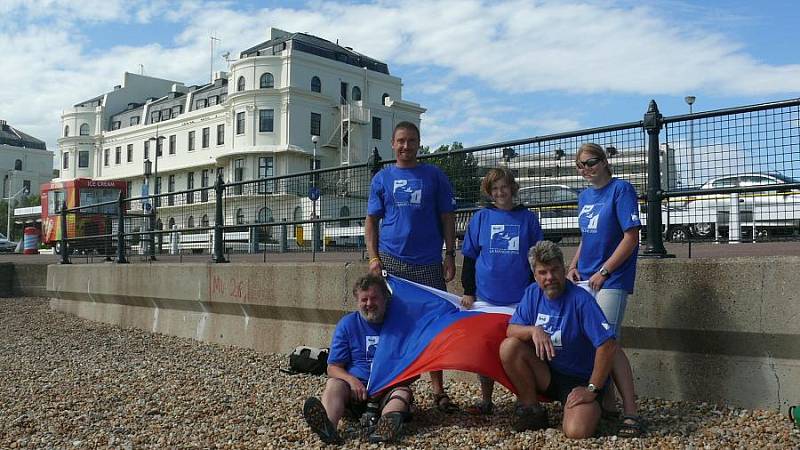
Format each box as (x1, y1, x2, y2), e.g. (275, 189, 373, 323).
(311, 76, 321, 93)
(111, 121, 121, 130)
(130, 116, 140, 126)
(195, 98, 207, 109)
(237, 76, 245, 92)
(260, 73, 274, 89)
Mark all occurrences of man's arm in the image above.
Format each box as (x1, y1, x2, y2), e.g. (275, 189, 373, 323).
(441, 212, 456, 282)
(365, 214, 382, 275)
(564, 339, 617, 408)
(327, 362, 367, 402)
(507, 324, 556, 361)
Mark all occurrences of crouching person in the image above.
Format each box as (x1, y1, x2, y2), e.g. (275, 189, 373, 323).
(500, 241, 617, 439)
(303, 274, 413, 444)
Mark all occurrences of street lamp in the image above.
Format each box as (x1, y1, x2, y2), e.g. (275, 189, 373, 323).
(685, 96, 696, 187)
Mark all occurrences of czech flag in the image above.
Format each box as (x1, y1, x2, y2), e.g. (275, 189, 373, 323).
(367, 275, 518, 397)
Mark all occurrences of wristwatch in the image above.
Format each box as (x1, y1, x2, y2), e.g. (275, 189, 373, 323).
(445, 250, 456, 257)
(599, 266, 610, 277)
(587, 383, 601, 394)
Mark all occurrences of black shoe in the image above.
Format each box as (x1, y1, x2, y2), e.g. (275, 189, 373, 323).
(368, 412, 404, 443)
(303, 397, 342, 444)
(512, 404, 548, 432)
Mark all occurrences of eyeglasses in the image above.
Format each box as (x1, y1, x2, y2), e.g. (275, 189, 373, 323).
(576, 157, 603, 169)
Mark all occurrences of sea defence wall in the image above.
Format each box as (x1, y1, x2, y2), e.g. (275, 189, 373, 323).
(0, 263, 49, 297)
(46, 257, 800, 411)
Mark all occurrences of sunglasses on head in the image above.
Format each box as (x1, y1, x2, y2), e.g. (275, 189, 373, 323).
(576, 157, 603, 169)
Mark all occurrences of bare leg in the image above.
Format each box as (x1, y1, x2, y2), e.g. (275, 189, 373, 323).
(499, 337, 550, 406)
(562, 387, 602, 439)
(382, 387, 413, 415)
(612, 347, 638, 416)
(479, 375, 494, 404)
(430, 370, 445, 396)
(320, 378, 351, 427)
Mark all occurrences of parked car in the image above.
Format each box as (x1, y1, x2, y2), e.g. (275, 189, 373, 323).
(518, 184, 584, 242)
(0, 233, 18, 252)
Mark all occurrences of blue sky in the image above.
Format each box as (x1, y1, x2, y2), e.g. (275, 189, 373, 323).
(1, 0, 800, 158)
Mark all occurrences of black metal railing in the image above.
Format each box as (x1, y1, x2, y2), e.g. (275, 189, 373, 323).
(55, 97, 800, 263)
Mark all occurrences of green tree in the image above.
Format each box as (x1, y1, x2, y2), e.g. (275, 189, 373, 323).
(420, 141, 481, 206)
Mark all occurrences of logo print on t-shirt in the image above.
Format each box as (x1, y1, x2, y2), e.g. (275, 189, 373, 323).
(365, 335, 380, 360)
(579, 204, 602, 233)
(489, 224, 520, 253)
(534, 313, 563, 347)
(393, 179, 423, 207)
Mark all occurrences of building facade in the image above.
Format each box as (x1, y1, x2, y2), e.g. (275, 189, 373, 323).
(56, 28, 424, 231)
(1, 119, 53, 201)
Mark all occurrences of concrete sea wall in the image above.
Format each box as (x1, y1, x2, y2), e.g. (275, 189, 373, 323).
(43, 257, 800, 411)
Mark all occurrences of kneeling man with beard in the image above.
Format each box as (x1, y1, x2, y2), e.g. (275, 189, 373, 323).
(500, 240, 618, 438)
(303, 274, 413, 444)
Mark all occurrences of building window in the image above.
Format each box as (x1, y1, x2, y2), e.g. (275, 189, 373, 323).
(168, 174, 175, 206)
(79, 123, 89, 136)
(208, 95, 218, 106)
(127, 144, 133, 162)
(259, 109, 274, 132)
(202, 127, 209, 148)
(126, 181, 132, 199)
(63, 125, 69, 137)
(236, 208, 245, 224)
(339, 205, 351, 227)
(237, 76, 245, 92)
(168, 217, 175, 229)
(115, 146, 121, 164)
(130, 116, 140, 126)
(216, 167, 224, 183)
(258, 156, 274, 194)
(382, 93, 390, 105)
(352, 86, 362, 102)
(161, 109, 171, 121)
(186, 172, 194, 204)
(201, 214, 209, 228)
(156, 137, 163, 157)
(310, 112, 321, 136)
(171, 105, 183, 117)
(311, 76, 321, 93)
(23, 180, 31, 196)
(260, 72, 274, 88)
(143, 140, 150, 160)
(188, 131, 195, 151)
(234, 158, 244, 195)
(195, 98, 207, 109)
(201, 169, 209, 202)
(103, 148, 110, 167)
(169, 135, 176, 155)
(14, 159, 22, 171)
(62, 152, 69, 169)
(78, 151, 89, 168)
(186, 216, 194, 228)
(155, 177, 161, 207)
(217, 124, 225, 145)
(372, 116, 382, 140)
(150, 111, 160, 123)
(111, 121, 121, 130)
(236, 112, 245, 135)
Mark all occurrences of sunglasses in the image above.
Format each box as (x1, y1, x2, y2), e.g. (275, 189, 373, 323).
(576, 157, 603, 169)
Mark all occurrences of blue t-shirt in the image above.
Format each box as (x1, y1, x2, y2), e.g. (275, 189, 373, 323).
(328, 312, 383, 384)
(462, 206, 543, 306)
(367, 164, 456, 264)
(577, 178, 641, 292)
(510, 282, 616, 380)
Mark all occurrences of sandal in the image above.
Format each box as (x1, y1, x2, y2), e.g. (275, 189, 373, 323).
(618, 414, 646, 438)
(433, 393, 459, 413)
(302, 397, 343, 444)
(368, 411, 405, 443)
(465, 400, 494, 416)
(512, 404, 548, 432)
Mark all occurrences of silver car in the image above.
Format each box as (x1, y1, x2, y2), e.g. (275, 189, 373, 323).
(0, 233, 17, 253)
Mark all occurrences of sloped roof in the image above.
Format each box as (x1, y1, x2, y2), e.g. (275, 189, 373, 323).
(0, 121, 46, 150)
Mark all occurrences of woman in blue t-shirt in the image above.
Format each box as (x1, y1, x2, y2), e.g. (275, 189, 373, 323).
(566, 142, 644, 437)
(460, 167, 543, 415)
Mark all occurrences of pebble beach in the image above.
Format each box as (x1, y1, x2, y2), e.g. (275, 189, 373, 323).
(1, 297, 798, 449)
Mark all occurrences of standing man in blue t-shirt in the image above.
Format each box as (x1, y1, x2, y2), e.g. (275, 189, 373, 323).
(365, 121, 457, 412)
(500, 241, 618, 439)
(303, 275, 414, 444)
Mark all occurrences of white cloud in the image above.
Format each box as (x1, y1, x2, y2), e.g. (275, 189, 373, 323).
(2, 0, 800, 157)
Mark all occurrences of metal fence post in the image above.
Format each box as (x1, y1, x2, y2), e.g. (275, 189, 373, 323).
(212, 173, 228, 263)
(116, 192, 128, 263)
(641, 100, 672, 258)
(59, 201, 70, 264)
(148, 208, 157, 261)
(280, 219, 288, 253)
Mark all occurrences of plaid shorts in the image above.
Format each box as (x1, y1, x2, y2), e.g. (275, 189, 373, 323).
(379, 252, 447, 291)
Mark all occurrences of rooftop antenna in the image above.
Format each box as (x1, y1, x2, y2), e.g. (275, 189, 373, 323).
(210, 34, 221, 83)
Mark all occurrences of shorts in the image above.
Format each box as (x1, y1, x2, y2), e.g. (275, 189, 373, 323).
(543, 368, 607, 405)
(595, 289, 628, 338)
(379, 252, 447, 291)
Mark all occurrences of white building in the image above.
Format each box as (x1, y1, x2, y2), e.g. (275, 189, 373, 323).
(1, 119, 53, 200)
(57, 28, 424, 231)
